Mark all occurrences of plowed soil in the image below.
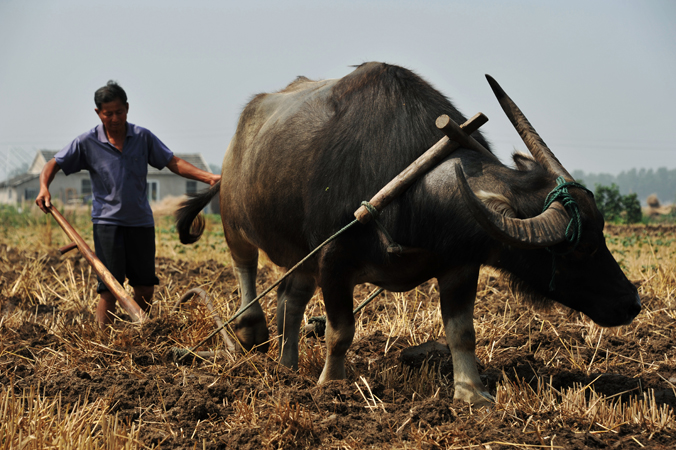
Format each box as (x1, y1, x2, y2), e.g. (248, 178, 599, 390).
(1, 222, 675, 449)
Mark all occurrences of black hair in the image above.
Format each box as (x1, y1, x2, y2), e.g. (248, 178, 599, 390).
(94, 80, 127, 109)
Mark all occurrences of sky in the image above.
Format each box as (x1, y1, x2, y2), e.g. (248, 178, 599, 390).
(1, 0, 674, 180)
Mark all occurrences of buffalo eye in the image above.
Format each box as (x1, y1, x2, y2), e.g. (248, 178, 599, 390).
(569, 242, 598, 261)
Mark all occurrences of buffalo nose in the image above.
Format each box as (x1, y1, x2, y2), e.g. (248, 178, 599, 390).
(629, 293, 641, 318)
(622, 293, 641, 324)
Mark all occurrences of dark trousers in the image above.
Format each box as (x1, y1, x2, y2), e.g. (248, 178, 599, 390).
(93, 224, 160, 294)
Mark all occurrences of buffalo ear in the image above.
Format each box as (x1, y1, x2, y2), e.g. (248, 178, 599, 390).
(476, 191, 517, 218)
(513, 152, 539, 172)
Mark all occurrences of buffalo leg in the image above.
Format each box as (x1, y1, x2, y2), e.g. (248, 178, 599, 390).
(277, 272, 317, 369)
(438, 266, 493, 405)
(225, 228, 270, 352)
(317, 259, 355, 383)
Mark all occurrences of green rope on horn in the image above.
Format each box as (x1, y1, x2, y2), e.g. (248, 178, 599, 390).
(543, 177, 594, 291)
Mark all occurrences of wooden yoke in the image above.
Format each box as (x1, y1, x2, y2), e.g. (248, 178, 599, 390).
(48, 206, 147, 323)
(354, 112, 491, 224)
(435, 114, 499, 163)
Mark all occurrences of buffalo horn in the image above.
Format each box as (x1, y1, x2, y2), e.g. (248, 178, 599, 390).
(455, 164, 569, 248)
(485, 75, 573, 181)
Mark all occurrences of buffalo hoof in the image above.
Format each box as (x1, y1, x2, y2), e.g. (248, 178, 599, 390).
(318, 356, 347, 384)
(454, 383, 494, 407)
(231, 314, 270, 354)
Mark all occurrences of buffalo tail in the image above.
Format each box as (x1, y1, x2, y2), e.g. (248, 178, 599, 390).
(175, 181, 221, 244)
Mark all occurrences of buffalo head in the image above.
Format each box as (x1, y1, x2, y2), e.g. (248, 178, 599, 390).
(455, 75, 641, 327)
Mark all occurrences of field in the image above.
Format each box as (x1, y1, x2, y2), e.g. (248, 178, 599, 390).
(1, 207, 675, 449)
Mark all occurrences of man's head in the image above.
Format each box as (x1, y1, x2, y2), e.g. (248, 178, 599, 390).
(94, 80, 127, 109)
(95, 81, 129, 135)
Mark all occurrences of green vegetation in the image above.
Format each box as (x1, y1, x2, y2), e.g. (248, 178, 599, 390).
(593, 183, 643, 224)
(0, 204, 42, 227)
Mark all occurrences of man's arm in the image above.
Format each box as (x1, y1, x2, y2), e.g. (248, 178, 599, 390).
(165, 156, 221, 186)
(36, 158, 62, 213)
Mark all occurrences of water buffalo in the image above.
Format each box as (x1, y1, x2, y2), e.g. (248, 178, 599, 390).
(176, 62, 640, 405)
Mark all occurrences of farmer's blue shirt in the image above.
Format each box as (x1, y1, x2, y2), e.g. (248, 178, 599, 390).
(55, 123, 174, 227)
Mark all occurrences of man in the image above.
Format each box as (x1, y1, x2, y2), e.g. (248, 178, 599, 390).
(36, 80, 221, 325)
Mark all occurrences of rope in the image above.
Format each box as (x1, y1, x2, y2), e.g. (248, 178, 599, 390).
(360, 201, 380, 219)
(543, 176, 594, 290)
(361, 201, 403, 253)
(178, 201, 404, 359)
(178, 217, 361, 360)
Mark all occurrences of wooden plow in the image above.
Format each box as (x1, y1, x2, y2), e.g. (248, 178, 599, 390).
(48, 207, 236, 360)
(48, 206, 147, 323)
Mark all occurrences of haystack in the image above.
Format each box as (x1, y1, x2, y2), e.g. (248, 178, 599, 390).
(643, 194, 673, 218)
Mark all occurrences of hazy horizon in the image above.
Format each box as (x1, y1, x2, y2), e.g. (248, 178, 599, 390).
(2, 1, 675, 179)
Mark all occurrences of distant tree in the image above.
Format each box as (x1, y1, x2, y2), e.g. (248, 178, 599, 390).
(594, 183, 642, 224)
(622, 192, 642, 224)
(574, 167, 675, 205)
(594, 184, 624, 222)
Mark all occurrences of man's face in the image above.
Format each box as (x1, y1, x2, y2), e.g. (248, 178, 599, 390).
(95, 99, 129, 134)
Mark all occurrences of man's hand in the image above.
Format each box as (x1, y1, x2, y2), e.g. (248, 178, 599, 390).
(36, 187, 52, 213)
(207, 173, 221, 186)
(36, 158, 61, 214)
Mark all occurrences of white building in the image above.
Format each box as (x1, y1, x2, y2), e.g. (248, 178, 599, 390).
(0, 150, 216, 211)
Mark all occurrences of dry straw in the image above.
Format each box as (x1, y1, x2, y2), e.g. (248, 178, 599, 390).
(1, 211, 675, 448)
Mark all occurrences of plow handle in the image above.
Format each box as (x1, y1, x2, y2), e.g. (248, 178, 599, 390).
(48, 206, 146, 323)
